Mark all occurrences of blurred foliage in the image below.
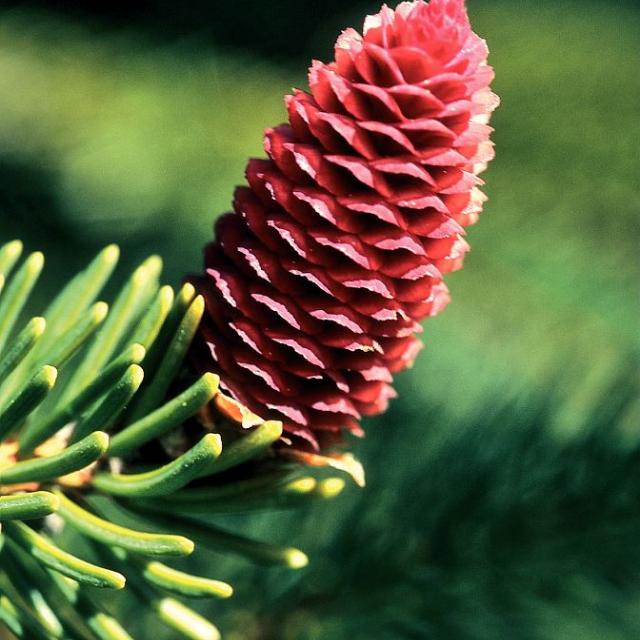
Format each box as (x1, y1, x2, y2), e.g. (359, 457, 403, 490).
(0, 10, 294, 289)
(258, 375, 640, 640)
(0, 0, 353, 64)
(0, 0, 638, 638)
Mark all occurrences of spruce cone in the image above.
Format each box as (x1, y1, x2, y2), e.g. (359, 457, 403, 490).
(190, 0, 498, 450)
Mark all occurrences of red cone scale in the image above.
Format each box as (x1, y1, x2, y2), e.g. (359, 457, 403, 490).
(190, 0, 498, 450)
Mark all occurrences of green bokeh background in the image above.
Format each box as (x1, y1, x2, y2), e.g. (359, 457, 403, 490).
(0, 1, 638, 638)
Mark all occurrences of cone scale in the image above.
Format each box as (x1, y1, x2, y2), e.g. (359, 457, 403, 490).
(191, 0, 498, 450)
